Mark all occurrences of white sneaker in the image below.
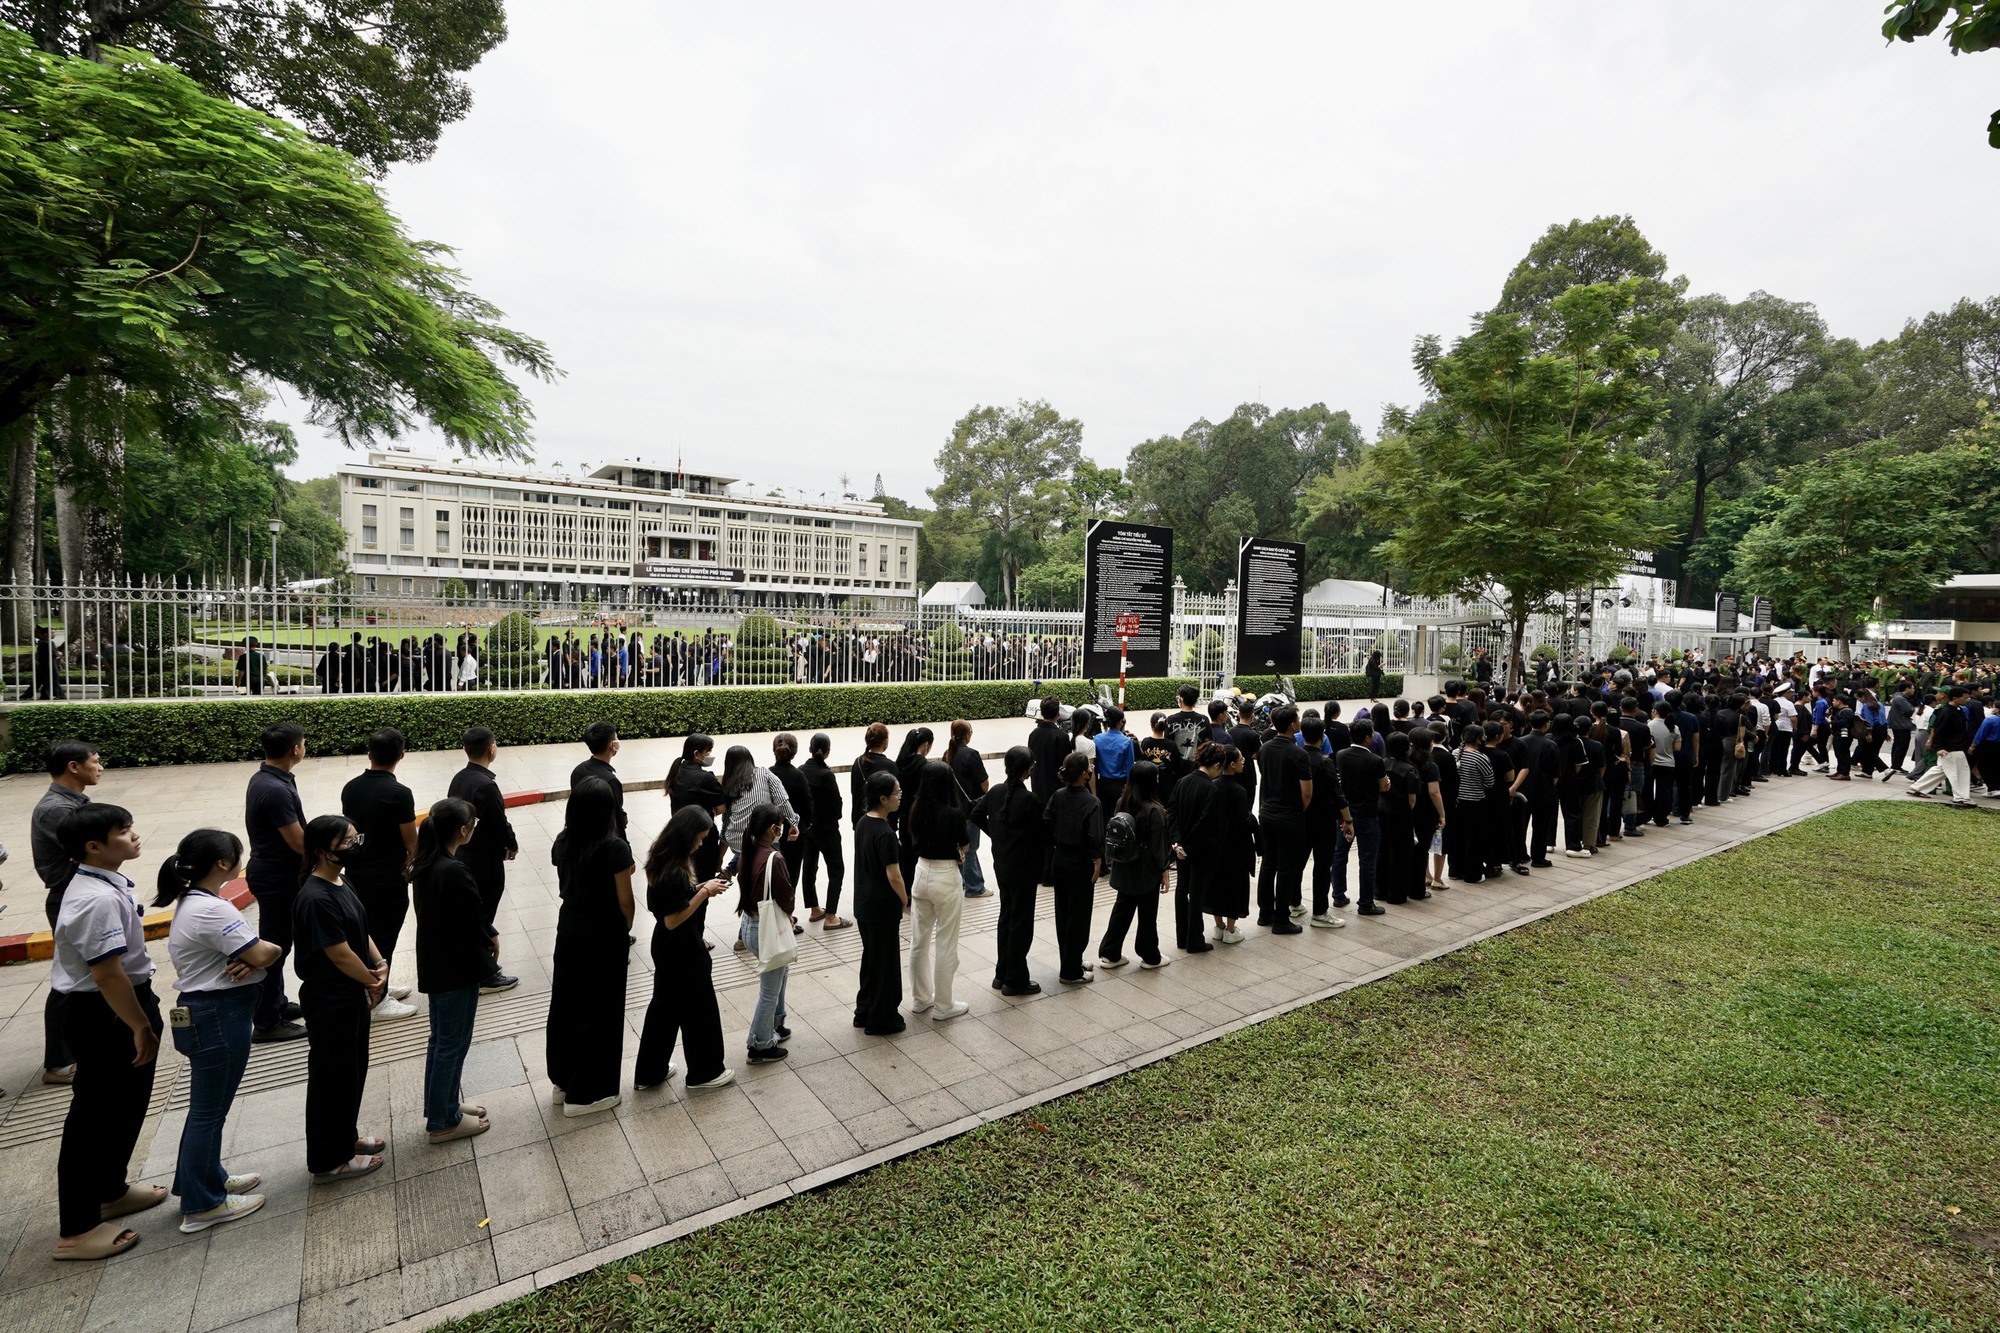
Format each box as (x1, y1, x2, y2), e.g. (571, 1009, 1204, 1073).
(387, 984, 412, 1001)
(932, 1001, 970, 1021)
(1563, 849, 1592, 859)
(180, 1193, 266, 1233)
(1309, 913, 1346, 929)
(1219, 929, 1245, 944)
(223, 1173, 262, 1193)
(561, 1094, 621, 1118)
(1288, 905, 1307, 919)
(687, 1069, 736, 1090)
(1097, 956, 1129, 969)
(372, 997, 418, 1020)
(1138, 957, 1170, 970)
(911, 999, 934, 1014)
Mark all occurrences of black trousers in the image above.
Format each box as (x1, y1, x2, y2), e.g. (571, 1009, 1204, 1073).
(991, 868, 1038, 989)
(1673, 765, 1698, 819)
(1833, 736, 1854, 776)
(1529, 799, 1558, 862)
(799, 828, 845, 914)
(1768, 730, 1791, 777)
(1890, 730, 1913, 773)
(465, 853, 508, 929)
(44, 886, 71, 1071)
(636, 934, 725, 1085)
(1601, 767, 1627, 841)
(853, 912, 904, 1031)
(1050, 854, 1097, 981)
(1648, 766, 1675, 824)
(351, 869, 410, 962)
(1170, 853, 1205, 948)
(58, 983, 162, 1238)
(1559, 789, 1585, 851)
(1256, 816, 1307, 921)
(1095, 778, 1126, 831)
(1100, 890, 1161, 966)
(249, 879, 296, 1031)
(301, 983, 370, 1174)
(1307, 826, 1343, 915)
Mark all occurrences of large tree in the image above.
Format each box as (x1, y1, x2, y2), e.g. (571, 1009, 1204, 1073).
(1733, 444, 1974, 659)
(929, 400, 1083, 605)
(0, 30, 553, 598)
(7, 0, 506, 170)
(1495, 214, 1686, 347)
(1127, 402, 1364, 593)
(1882, 1, 2000, 148)
(1864, 296, 2000, 452)
(1369, 279, 1672, 686)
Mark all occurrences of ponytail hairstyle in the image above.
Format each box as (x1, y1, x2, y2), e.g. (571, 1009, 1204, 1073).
(154, 828, 244, 908)
(1119, 760, 1162, 815)
(1194, 739, 1226, 771)
(300, 814, 355, 887)
(1060, 750, 1091, 785)
(411, 797, 476, 881)
(809, 732, 832, 760)
(667, 734, 715, 791)
(945, 719, 972, 768)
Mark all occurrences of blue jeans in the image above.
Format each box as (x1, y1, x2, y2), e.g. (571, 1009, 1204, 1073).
(1349, 815, 1381, 909)
(959, 822, 986, 895)
(423, 987, 480, 1132)
(171, 985, 259, 1214)
(739, 916, 789, 1050)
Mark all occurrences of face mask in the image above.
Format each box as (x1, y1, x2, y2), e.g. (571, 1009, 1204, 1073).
(696, 753, 714, 768)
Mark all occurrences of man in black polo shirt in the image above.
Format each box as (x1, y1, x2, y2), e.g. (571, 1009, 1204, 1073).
(1334, 716, 1389, 915)
(1255, 704, 1312, 933)
(340, 728, 420, 1021)
(448, 725, 521, 993)
(571, 721, 626, 835)
(1300, 716, 1352, 927)
(245, 722, 309, 1041)
(1518, 711, 1561, 866)
(1027, 698, 1069, 807)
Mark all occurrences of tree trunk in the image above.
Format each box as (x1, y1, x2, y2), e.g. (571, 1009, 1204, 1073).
(1508, 612, 1528, 694)
(2, 413, 37, 586)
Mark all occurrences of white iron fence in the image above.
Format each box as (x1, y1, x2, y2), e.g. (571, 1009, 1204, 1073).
(0, 576, 1784, 704)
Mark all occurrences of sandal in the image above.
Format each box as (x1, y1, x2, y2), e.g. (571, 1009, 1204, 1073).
(312, 1154, 384, 1185)
(101, 1184, 169, 1220)
(53, 1222, 138, 1261)
(457, 1104, 486, 1120)
(354, 1136, 386, 1155)
(428, 1116, 489, 1144)
(822, 915, 853, 931)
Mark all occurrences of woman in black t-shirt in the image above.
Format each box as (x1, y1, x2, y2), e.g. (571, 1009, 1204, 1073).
(1377, 731, 1420, 904)
(1043, 752, 1104, 985)
(411, 798, 498, 1143)
(545, 779, 635, 1116)
(969, 747, 1041, 995)
(635, 806, 733, 1090)
(1551, 713, 1591, 856)
(666, 735, 728, 882)
(851, 771, 909, 1035)
(294, 815, 387, 1184)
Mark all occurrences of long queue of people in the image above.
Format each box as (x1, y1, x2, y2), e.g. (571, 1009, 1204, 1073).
(17, 651, 1991, 1263)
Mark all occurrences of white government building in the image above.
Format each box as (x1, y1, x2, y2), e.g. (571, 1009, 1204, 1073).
(337, 449, 923, 610)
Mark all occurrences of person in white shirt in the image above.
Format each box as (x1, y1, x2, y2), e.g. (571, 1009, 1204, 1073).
(1771, 692, 1799, 778)
(48, 804, 164, 1262)
(158, 828, 283, 1233)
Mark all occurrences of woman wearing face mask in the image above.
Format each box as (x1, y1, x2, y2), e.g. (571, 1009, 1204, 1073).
(667, 735, 729, 884)
(293, 815, 387, 1184)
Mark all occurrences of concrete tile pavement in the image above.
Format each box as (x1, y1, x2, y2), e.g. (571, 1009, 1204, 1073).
(0, 693, 1912, 1333)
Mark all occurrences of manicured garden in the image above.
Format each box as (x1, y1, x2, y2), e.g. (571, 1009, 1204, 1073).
(448, 800, 1999, 1331)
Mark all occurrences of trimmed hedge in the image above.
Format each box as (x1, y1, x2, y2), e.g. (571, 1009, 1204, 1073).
(0, 672, 1402, 771)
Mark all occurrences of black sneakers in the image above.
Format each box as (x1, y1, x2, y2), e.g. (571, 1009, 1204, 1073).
(746, 1045, 789, 1064)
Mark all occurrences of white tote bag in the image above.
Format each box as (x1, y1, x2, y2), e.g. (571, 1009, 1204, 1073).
(754, 851, 797, 974)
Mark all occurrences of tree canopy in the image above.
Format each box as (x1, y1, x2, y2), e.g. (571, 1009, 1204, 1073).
(1370, 280, 1671, 681)
(0, 27, 555, 464)
(928, 400, 1084, 605)
(1882, 0, 2000, 148)
(6, 0, 507, 170)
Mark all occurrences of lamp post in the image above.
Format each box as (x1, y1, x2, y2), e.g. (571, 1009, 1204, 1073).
(267, 517, 283, 591)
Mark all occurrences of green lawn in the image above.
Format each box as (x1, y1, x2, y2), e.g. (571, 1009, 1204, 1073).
(449, 802, 1999, 1332)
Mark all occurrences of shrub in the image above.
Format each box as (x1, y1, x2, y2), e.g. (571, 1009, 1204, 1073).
(1, 672, 1401, 771)
(1438, 642, 1464, 665)
(1607, 642, 1633, 662)
(483, 612, 541, 689)
(1529, 644, 1558, 662)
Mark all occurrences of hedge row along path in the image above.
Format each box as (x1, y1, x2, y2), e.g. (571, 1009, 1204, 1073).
(0, 673, 1402, 771)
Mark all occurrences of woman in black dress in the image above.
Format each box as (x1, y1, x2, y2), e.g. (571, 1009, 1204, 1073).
(1209, 746, 1256, 942)
(852, 771, 909, 1035)
(634, 806, 733, 1092)
(1169, 742, 1221, 942)
(968, 747, 1042, 995)
(1043, 752, 1103, 985)
(545, 779, 634, 1117)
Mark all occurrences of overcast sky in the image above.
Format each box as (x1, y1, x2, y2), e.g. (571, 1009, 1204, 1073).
(278, 1, 2000, 502)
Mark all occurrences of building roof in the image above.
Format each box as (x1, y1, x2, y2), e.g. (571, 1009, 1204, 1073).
(588, 462, 739, 486)
(1945, 572, 2000, 591)
(920, 581, 986, 606)
(1306, 578, 1389, 605)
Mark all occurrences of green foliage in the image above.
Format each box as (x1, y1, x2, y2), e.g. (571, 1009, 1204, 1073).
(1882, 1, 2000, 147)
(440, 578, 469, 599)
(0, 28, 556, 453)
(1607, 642, 1634, 662)
(481, 611, 539, 688)
(1438, 642, 1465, 664)
(4, 2, 508, 171)
(1733, 443, 1974, 650)
(1180, 628, 1224, 670)
(1373, 276, 1672, 680)
(1494, 215, 1686, 343)
(1128, 402, 1365, 593)
(1529, 644, 1559, 662)
(1863, 296, 2000, 451)
(2, 673, 1400, 771)
(929, 400, 1083, 605)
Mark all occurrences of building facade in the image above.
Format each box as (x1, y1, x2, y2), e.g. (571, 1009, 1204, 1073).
(336, 450, 921, 610)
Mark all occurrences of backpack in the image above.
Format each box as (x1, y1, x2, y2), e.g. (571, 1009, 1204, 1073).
(1104, 811, 1142, 865)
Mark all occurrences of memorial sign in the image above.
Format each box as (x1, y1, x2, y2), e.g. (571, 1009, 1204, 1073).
(1235, 537, 1305, 674)
(1084, 520, 1172, 679)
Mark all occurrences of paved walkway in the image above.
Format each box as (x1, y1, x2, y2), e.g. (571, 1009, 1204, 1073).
(0, 699, 1893, 1333)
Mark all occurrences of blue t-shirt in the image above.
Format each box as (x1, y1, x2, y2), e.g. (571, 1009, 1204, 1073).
(1973, 715, 2000, 746)
(1093, 730, 1135, 781)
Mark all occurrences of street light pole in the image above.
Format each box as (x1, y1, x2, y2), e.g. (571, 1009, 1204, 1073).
(267, 517, 283, 591)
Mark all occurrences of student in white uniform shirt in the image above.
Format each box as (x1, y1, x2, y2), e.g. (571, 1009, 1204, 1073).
(48, 804, 165, 1262)
(158, 828, 283, 1233)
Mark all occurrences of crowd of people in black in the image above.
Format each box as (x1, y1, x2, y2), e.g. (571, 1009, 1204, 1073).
(14, 641, 1998, 1262)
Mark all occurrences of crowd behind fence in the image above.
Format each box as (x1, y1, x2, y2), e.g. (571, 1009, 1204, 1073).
(0, 577, 1843, 704)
